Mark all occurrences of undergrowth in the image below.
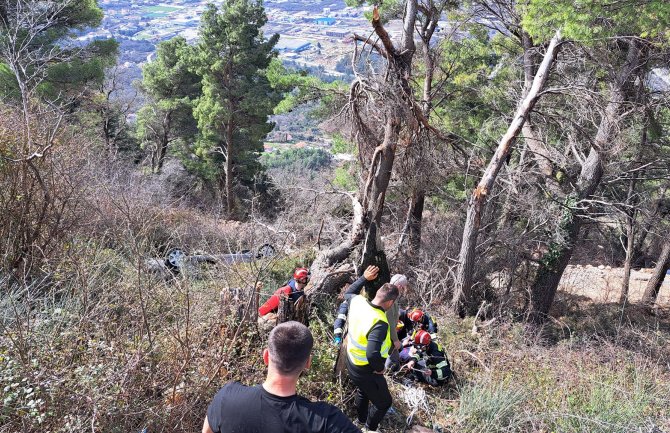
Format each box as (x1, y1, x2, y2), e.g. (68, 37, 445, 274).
(2, 243, 670, 433)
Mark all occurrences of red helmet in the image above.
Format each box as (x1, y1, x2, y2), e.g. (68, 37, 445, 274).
(414, 330, 431, 346)
(293, 268, 309, 283)
(408, 308, 424, 322)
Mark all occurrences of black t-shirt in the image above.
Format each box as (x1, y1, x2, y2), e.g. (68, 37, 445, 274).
(206, 382, 361, 433)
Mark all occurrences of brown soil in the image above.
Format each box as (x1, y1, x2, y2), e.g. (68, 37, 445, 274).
(559, 265, 670, 305)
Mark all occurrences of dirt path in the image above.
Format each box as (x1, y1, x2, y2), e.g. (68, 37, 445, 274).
(559, 265, 670, 305)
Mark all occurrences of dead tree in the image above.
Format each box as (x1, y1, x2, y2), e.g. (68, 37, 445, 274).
(451, 30, 562, 316)
(306, 4, 421, 296)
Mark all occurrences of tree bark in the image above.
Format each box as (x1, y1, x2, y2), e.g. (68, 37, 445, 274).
(407, 191, 425, 253)
(619, 160, 641, 303)
(152, 111, 172, 174)
(641, 240, 670, 306)
(451, 30, 562, 316)
(225, 121, 235, 218)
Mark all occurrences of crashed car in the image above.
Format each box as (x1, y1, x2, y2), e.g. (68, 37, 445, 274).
(146, 243, 276, 275)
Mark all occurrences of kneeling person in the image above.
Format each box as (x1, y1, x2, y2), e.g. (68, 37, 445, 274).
(403, 330, 451, 386)
(203, 321, 360, 433)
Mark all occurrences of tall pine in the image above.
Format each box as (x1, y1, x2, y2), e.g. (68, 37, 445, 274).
(191, 1, 280, 218)
(138, 37, 201, 173)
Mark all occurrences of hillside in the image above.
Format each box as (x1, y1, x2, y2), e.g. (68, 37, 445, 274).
(2, 0, 670, 432)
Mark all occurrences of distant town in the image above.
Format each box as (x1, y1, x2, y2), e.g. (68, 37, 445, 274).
(85, 0, 394, 81)
(81, 0, 456, 149)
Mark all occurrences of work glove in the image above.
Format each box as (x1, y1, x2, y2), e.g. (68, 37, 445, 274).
(333, 336, 342, 346)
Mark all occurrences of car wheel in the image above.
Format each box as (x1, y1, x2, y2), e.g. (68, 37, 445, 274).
(256, 243, 276, 259)
(165, 248, 187, 271)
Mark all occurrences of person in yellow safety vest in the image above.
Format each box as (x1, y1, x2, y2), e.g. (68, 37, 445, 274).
(346, 282, 399, 433)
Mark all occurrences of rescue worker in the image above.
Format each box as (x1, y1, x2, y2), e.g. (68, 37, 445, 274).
(333, 299, 348, 346)
(202, 321, 361, 433)
(401, 330, 451, 386)
(333, 266, 383, 345)
(345, 282, 399, 432)
(258, 268, 309, 318)
(398, 308, 438, 337)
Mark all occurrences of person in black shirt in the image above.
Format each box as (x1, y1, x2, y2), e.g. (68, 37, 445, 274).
(202, 321, 360, 433)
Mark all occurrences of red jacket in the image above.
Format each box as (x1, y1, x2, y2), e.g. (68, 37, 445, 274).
(258, 285, 293, 316)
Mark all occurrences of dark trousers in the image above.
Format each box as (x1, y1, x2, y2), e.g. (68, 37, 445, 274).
(347, 359, 392, 430)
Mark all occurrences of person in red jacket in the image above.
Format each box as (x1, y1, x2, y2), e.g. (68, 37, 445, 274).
(259, 268, 309, 317)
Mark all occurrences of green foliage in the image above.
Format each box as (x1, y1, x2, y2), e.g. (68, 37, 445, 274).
(551, 368, 658, 433)
(0, 0, 110, 102)
(267, 59, 346, 115)
(520, 0, 670, 41)
(332, 164, 357, 191)
(261, 147, 332, 171)
(432, 27, 514, 151)
(40, 38, 118, 100)
(330, 133, 356, 155)
(189, 1, 280, 187)
(137, 37, 201, 169)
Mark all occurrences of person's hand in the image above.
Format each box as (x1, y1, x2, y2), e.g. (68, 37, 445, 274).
(333, 336, 342, 346)
(423, 369, 432, 376)
(363, 265, 379, 281)
(402, 360, 415, 370)
(393, 340, 401, 350)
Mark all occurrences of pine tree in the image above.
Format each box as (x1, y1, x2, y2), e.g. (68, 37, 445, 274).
(138, 37, 201, 173)
(191, 1, 280, 218)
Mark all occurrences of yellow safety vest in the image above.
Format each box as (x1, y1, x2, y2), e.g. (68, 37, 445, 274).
(346, 295, 391, 366)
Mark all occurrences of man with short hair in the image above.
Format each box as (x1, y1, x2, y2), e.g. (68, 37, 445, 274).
(202, 321, 360, 433)
(345, 282, 399, 432)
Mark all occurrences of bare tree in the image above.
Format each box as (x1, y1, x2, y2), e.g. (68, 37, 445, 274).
(308, 2, 424, 294)
(451, 30, 562, 316)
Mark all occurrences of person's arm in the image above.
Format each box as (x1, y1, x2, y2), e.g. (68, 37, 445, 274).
(343, 266, 379, 300)
(202, 416, 214, 433)
(333, 300, 349, 342)
(258, 286, 290, 316)
(365, 321, 388, 372)
(425, 314, 437, 333)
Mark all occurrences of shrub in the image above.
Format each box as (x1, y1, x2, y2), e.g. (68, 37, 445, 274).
(455, 381, 528, 433)
(261, 147, 332, 171)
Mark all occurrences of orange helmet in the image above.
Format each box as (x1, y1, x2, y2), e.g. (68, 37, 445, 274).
(408, 308, 424, 322)
(414, 330, 431, 346)
(293, 268, 309, 283)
